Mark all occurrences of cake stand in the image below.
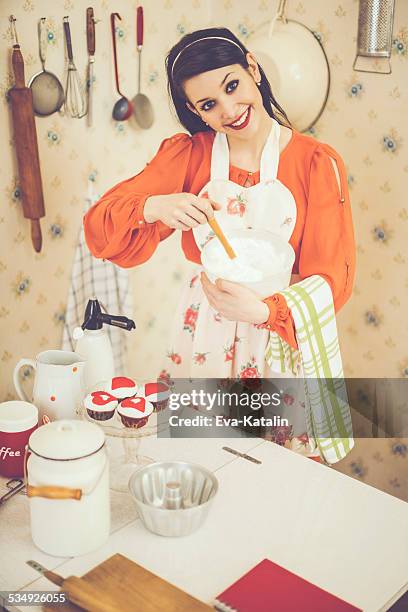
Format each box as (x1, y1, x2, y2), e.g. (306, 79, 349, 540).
(81, 405, 170, 493)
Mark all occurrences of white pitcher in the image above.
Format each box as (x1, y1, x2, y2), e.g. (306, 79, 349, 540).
(13, 350, 85, 423)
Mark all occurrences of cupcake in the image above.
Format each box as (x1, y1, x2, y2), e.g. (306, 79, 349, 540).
(107, 376, 138, 399)
(117, 396, 153, 428)
(142, 381, 170, 412)
(84, 390, 118, 421)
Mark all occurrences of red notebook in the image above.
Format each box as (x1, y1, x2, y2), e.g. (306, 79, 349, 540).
(214, 559, 362, 612)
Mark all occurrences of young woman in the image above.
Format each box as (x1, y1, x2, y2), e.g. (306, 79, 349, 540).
(84, 27, 355, 388)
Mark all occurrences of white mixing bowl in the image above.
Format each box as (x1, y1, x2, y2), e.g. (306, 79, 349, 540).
(201, 229, 295, 298)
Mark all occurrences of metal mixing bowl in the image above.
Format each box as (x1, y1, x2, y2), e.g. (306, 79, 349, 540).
(128, 461, 218, 537)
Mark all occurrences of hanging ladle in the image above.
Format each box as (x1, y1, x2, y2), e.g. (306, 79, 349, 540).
(110, 12, 132, 121)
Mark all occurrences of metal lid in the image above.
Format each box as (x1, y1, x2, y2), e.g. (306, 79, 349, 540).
(28, 419, 104, 461)
(0, 401, 38, 433)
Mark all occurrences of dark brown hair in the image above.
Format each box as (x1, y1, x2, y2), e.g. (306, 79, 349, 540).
(166, 27, 291, 135)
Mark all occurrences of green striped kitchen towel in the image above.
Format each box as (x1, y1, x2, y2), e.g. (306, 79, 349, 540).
(265, 275, 354, 464)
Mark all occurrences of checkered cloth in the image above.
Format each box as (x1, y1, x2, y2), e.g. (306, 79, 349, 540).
(62, 181, 133, 373)
(265, 275, 354, 464)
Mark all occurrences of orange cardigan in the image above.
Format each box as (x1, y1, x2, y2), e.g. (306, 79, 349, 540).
(84, 129, 356, 349)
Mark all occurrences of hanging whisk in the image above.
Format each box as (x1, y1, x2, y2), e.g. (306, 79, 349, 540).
(63, 16, 86, 118)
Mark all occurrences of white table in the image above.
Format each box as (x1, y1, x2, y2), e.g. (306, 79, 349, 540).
(1, 436, 408, 612)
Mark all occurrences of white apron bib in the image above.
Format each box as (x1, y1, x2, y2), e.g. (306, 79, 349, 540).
(161, 120, 313, 448)
(193, 119, 297, 249)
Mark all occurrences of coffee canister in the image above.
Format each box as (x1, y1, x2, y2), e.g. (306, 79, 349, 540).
(0, 401, 38, 478)
(26, 420, 110, 557)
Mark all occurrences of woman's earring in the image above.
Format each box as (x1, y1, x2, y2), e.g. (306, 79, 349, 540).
(257, 81, 261, 86)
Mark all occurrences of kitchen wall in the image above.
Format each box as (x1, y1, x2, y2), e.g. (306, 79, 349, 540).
(1, 0, 407, 492)
(0, 0, 200, 399)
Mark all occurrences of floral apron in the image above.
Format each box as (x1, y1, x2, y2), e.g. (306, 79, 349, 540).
(161, 120, 317, 455)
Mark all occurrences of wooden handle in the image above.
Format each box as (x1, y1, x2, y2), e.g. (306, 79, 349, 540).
(63, 17, 74, 60)
(41, 570, 119, 611)
(12, 45, 25, 87)
(30, 219, 42, 252)
(111, 13, 124, 97)
(63, 576, 120, 612)
(43, 570, 64, 587)
(137, 6, 144, 47)
(27, 485, 82, 500)
(208, 217, 237, 259)
(86, 8, 95, 55)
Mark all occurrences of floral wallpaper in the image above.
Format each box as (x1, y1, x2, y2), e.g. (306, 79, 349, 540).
(0, 1, 407, 500)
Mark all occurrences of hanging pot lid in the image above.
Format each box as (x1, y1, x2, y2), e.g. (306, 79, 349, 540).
(248, 14, 330, 133)
(29, 419, 105, 461)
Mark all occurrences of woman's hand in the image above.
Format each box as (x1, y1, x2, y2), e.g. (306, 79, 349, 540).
(200, 272, 269, 325)
(143, 193, 221, 230)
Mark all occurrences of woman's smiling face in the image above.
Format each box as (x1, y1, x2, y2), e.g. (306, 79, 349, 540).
(184, 53, 264, 139)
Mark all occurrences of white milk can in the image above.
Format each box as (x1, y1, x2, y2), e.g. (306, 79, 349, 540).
(26, 420, 110, 557)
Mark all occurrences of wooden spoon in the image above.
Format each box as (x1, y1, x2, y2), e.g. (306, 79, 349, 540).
(208, 217, 236, 259)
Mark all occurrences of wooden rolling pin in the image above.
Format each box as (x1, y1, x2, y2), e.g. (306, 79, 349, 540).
(27, 561, 119, 612)
(208, 217, 236, 259)
(8, 16, 45, 252)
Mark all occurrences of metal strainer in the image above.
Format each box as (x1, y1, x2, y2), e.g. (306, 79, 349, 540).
(353, 0, 396, 74)
(28, 18, 64, 116)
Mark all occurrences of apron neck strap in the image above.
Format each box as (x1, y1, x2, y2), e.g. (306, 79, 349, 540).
(210, 119, 281, 182)
(210, 131, 230, 181)
(260, 119, 280, 181)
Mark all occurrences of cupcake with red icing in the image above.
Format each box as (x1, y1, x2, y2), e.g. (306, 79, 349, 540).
(117, 396, 153, 428)
(142, 381, 170, 412)
(107, 376, 137, 400)
(84, 390, 118, 421)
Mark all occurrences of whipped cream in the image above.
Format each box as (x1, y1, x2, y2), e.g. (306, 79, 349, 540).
(205, 237, 285, 282)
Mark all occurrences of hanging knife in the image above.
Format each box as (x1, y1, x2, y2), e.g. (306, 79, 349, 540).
(86, 7, 95, 126)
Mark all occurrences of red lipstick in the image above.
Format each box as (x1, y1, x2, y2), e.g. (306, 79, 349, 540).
(225, 106, 251, 130)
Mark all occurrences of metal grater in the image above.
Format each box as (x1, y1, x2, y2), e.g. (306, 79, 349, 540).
(353, 0, 395, 73)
